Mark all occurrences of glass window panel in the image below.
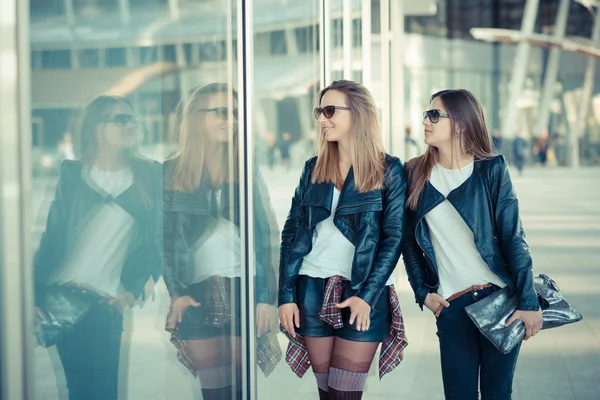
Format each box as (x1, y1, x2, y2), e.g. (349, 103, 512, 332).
(41, 50, 71, 69)
(269, 30, 287, 55)
(106, 47, 127, 67)
(30, 0, 65, 19)
(162, 45, 177, 63)
(29, 1, 242, 399)
(73, 0, 119, 18)
(78, 49, 101, 68)
(252, 1, 321, 399)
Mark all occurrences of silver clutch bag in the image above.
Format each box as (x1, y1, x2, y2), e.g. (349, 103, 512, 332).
(464, 274, 582, 354)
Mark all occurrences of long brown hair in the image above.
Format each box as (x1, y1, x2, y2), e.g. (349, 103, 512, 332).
(170, 83, 238, 192)
(312, 80, 385, 193)
(78, 94, 134, 164)
(406, 89, 494, 210)
(78, 95, 152, 207)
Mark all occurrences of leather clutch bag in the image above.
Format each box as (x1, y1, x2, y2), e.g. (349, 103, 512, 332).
(35, 284, 105, 348)
(464, 274, 582, 354)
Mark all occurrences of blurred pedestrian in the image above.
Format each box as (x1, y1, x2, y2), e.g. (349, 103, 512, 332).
(266, 131, 277, 169)
(533, 129, 550, 166)
(513, 133, 527, 176)
(405, 125, 420, 161)
(492, 129, 502, 154)
(278, 131, 293, 170)
(57, 132, 76, 161)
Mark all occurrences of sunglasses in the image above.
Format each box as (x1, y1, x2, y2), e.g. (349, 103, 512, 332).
(199, 107, 238, 120)
(423, 109, 451, 124)
(104, 114, 139, 127)
(313, 105, 350, 120)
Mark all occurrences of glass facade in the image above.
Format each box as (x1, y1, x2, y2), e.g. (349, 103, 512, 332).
(3, 0, 403, 398)
(1, 0, 600, 399)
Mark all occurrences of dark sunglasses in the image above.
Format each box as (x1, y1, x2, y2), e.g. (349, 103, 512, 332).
(313, 105, 350, 120)
(105, 114, 139, 127)
(423, 109, 451, 124)
(199, 107, 238, 120)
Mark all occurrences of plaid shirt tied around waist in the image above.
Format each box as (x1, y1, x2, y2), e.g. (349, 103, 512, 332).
(280, 275, 408, 379)
(165, 276, 282, 378)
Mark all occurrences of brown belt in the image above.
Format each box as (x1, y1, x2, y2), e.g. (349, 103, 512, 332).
(435, 284, 493, 317)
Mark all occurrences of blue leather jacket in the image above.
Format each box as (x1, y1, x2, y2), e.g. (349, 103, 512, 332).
(402, 155, 539, 311)
(278, 154, 407, 309)
(161, 158, 279, 304)
(34, 157, 163, 304)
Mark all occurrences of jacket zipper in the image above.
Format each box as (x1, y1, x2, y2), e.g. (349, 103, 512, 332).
(415, 201, 442, 289)
(335, 200, 380, 213)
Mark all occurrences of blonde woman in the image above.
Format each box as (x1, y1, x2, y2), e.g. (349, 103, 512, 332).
(162, 83, 279, 399)
(278, 80, 408, 400)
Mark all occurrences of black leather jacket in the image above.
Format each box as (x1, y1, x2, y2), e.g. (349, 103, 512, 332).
(402, 155, 539, 311)
(161, 158, 278, 304)
(34, 157, 162, 304)
(278, 154, 406, 309)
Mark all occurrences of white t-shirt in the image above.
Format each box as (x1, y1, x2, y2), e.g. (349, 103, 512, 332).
(187, 189, 258, 284)
(425, 162, 505, 299)
(300, 187, 393, 285)
(52, 166, 135, 297)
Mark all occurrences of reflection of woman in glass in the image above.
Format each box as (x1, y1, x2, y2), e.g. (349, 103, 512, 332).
(163, 83, 279, 400)
(34, 95, 162, 400)
(279, 80, 408, 399)
(403, 90, 542, 399)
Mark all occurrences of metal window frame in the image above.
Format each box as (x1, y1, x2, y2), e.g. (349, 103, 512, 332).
(0, 0, 34, 398)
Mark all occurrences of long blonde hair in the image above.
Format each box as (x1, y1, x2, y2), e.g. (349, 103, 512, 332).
(312, 80, 385, 193)
(170, 83, 238, 192)
(406, 89, 494, 210)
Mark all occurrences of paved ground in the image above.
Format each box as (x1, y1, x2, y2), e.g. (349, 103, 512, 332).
(31, 163, 600, 399)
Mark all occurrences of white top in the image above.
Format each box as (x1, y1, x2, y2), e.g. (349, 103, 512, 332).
(425, 162, 505, 299)
(188, 189, 257, 284)
(300, 187, 393, 285)
(52, 166, 135, 297)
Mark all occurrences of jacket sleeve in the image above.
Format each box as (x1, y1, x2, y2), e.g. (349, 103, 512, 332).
(356, 158, 407, 309)
(491, 156, 539, 311)
(278, 158, 312, 305)
(253, 166, 279, 305)
(402, 208, 432, 310)
(33, 162, 72, 300)
(161, 168, 187, 299)
(122, 161, 164, 300)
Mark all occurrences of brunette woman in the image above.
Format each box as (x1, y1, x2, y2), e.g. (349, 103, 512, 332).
(34, 95, 162, 400)
(403, 89, 542, 399)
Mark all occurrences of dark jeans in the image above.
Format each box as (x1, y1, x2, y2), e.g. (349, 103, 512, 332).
(56, 302, 124, 400)
(436, 286, 521, 400)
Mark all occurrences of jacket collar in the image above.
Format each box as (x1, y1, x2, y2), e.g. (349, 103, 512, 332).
(302, 166, 383, 212)
(414, 160, 484, 223)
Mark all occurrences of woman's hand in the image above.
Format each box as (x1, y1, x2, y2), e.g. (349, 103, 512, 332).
(278, 303, 300, 338)
(256, 303, 278, 337)
(336, 296, 371, 331)
(108, 291, 136, 311)
(506, 308, 543, 340)
(167, 295, 200, 330)
(424, 293, 450, 317)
